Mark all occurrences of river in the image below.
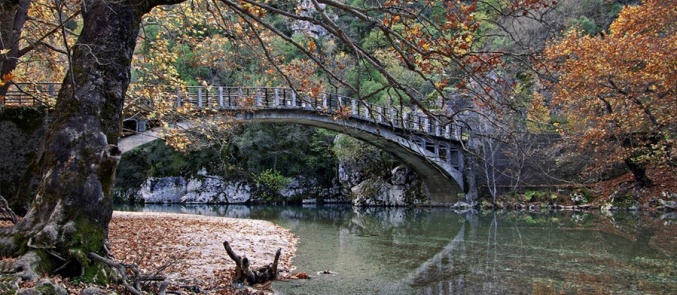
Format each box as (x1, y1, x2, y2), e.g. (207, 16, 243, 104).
(115, 204, 677, 294)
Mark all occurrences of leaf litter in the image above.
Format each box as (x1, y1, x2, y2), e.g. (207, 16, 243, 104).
(106, 211, 297, 293)
(1, 212, 300, 293)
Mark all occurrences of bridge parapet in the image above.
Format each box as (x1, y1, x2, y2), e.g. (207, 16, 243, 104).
(166, 85, 466, 142)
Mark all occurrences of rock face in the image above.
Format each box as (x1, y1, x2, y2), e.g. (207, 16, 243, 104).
(137, 175, 253, 204)
(279, 176, 336, 198)
(333, 139, 425, 206)
(342, 164, 425, 207)
(124, 169, 343, 204)
(139, 177, 188, 203)
(118, 159, 423, 205)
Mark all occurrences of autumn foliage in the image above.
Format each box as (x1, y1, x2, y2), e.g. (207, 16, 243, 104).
(543, 0, 677, 185)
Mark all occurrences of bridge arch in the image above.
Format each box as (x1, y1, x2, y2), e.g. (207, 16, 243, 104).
(230, 109, 465, 204)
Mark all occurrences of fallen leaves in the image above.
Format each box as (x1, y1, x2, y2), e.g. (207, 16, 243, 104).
(108, 211, 297, 292)
(291, 272, 310, 280)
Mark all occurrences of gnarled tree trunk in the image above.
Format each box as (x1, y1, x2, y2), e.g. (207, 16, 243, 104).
(13, 0, 183, 278)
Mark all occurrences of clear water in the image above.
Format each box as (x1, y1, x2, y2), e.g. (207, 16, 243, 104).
(116, 204, 677, 294)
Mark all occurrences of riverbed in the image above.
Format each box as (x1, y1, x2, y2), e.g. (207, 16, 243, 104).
(116, 204, 677, 294)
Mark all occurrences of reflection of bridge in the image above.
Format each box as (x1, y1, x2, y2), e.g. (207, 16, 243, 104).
(379, 224, 467, 295)
(4, 83, 468, 204)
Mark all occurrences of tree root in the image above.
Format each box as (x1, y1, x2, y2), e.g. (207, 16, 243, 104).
(223, 240, 281, 286)
(0, 195, 17, 224)
(13, 251, 41, 281)
(88, 252, 168, 295)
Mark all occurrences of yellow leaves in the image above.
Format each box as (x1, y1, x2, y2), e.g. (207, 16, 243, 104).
(235, 23, 244, 35)
(421, 42, 430, 51)
(0, 49, 9, 55)
(164, 131, 193, 152)
(453, 45, 467, 56)
(410, 24, 420, 36)
(308, 40, 316, 52)
(464, 34, 473, 43)
(240, 1, 266, 18)
(527, 93, 553, 133)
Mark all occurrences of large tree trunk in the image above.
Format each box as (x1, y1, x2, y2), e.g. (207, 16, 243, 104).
(12, 0, 148, 277)
(624, 158, 652, 188)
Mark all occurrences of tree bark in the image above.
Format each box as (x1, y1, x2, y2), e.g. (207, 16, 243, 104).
(624, 158, 652, 188)
(12, 0, 182, 277)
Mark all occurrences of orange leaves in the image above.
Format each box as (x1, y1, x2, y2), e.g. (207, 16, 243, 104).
(543, 0, 677, 170)
(279, 58, 326, 97)
(382, 15, 401, 27)
(0, 73, 14, 87)
(291, 272, 310, 279)
(307, 40, 317, 52)
(609, 0, 675, 37)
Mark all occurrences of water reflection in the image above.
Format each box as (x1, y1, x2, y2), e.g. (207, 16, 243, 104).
(115, 204, 677, 294)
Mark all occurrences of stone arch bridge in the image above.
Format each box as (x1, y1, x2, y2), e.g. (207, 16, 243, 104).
(4, 83, 468, 204)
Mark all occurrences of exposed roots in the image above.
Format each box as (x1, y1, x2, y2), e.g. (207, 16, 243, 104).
(88, 252, 169, 295)
(13, 251, 41, 281)
(0, 195, 17, 224)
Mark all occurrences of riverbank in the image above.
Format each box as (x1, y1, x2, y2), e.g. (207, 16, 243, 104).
(9, 212, 297, 294)
(107, 211, 298, 293)
(476, 167, 677, 212)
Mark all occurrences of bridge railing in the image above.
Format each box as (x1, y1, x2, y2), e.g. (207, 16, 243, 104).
(1, 83, 59, 107)
(4, 83, 466, 142)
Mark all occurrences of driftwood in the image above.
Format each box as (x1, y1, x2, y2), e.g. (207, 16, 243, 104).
(223, 240, 281, 285)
